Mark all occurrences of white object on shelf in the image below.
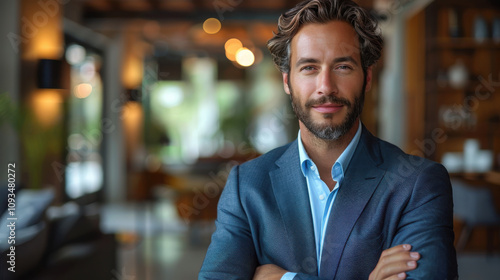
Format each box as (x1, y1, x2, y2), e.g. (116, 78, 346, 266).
(448, 59, 469, 89)
(442, 152, 464, 173)
(475, 150, 494, 173)
(463, 139, 494, 173)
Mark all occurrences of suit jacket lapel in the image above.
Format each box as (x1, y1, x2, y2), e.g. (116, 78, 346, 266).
(320, 127, 385, 279)
(270, 141, 319, 275)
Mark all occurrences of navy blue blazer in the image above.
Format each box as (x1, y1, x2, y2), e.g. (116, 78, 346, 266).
(199, 127, 458, 280)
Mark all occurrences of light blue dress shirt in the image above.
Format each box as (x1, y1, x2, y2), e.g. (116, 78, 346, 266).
(281, 122, 362, 280)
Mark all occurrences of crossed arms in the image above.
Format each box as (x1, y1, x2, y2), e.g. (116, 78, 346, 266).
(199, 161, 458, 280)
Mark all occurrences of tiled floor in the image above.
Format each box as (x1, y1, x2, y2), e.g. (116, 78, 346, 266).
(101, 202, 500, 280)
(102, 201, 213, 280)
(114, 233, 209, 280)
(457, 253, 500, 280)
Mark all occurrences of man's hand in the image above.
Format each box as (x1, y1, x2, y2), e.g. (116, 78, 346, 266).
(369, 244, 420, 280)
(253, 264, 288, 280)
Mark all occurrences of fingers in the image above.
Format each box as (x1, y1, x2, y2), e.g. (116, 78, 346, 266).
(383, 272, 407, 280)
(379, 245, 420, 278)
(381, 244, 420, 267)
(379, 244, 412, 257)
(253, 264, 288, 280)
(369, 244, 420, 280)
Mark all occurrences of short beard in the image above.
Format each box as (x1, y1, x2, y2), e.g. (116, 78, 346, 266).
(289, 79, 366, 141)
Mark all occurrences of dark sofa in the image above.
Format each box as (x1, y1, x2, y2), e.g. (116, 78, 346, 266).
(0, 187, 116, 280)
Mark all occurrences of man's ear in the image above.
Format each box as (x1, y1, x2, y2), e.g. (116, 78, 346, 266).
(283, 73, 291, 95)
(365, 66, 373, 92)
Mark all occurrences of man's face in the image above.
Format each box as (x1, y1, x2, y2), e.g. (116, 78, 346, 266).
(283, 21, 372, 140)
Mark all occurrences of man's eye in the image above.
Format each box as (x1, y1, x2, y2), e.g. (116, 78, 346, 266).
(336, 65, 353, 70)
(301, 66, 316, 71)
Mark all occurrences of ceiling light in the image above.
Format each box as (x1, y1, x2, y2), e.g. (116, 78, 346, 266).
(235, 48, 255, 67)
(203, 18, 221, 34)
(74, 83, 93, 99)
(224, 38, 243, 61)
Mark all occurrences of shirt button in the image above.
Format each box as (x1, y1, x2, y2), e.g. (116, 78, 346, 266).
(310, 165, 316, 171)
(319, 194, 325, 200)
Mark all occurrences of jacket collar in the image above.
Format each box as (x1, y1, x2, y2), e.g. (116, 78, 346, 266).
(271, 126, 386, 276)
(319, 126, 386, 278)
(271, 140, 319, 274)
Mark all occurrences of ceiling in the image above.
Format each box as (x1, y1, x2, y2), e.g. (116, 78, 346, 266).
(81, 0, 375, 21)
(71, 0, 376, 58)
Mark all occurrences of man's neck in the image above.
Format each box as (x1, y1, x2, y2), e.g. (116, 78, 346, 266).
(300, 120, 360, 172)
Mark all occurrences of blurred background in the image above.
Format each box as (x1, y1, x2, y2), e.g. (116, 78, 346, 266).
(0, 0, 500, 279)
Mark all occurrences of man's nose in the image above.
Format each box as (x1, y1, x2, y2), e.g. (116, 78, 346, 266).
(317, 70, 338, 95)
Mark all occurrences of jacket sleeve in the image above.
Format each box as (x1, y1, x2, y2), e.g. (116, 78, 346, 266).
(198, 166, 258, 280)
(391, 163, 458, 280)
(292, 274, 327, 280)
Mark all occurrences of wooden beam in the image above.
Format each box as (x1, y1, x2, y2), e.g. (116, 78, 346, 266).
(83, 8, 284, 23)
(147, 0, 161, 10)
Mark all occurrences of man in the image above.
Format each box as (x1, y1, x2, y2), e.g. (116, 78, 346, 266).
(199, 0, 458, 279)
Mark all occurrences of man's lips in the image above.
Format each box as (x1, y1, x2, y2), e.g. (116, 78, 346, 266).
(312, 103, 344, 113)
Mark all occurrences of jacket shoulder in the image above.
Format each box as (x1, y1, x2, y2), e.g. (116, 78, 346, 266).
(239, 141, 294, 171)
(372, 135, 448, 178)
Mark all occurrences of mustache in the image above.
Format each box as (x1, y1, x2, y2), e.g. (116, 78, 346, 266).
(305, 95, 351, 108)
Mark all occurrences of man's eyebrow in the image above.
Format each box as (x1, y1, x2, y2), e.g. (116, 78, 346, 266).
(295, 57, 320, 68)
(333, 56, 359, 66)
(295, 56, 359, 68)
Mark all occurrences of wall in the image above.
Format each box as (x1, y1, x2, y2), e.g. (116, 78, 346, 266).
(0, 1, 21, 185)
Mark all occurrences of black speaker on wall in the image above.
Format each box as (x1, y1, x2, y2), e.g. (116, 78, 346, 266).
(37, 59, 63, 89)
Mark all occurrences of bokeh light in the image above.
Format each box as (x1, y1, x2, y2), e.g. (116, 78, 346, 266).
(74, 83, 93, 99)
(66, 44, 86, 65)
(80, 60, 96, 81)
(30, 90, 63, 127)
(224, 38, 243, 61)
(235, 48, 255, 67)
(203, 18, 221, 34)
(157, 84, 184, 108)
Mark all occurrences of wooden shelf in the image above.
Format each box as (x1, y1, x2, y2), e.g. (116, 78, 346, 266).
(429, 38, 500, 50)
(404, 2, 500, 162)
(439, 128, 498, 138)
(486, 171, 500, 185)
(424, 79, 493, 93)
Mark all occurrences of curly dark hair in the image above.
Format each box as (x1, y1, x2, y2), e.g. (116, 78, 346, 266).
(267, 0, 383, 74)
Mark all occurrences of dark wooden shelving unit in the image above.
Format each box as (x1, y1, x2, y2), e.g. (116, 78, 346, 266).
(418, 0, 500, 163)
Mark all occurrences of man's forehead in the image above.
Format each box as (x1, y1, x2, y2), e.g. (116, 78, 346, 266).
(291, 21, 361, 58)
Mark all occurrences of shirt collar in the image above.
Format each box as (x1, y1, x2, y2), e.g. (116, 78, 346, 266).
(298, 121, 363, 182)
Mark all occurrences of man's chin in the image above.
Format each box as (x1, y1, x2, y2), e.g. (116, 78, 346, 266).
(307, 124, 341, 136)
(305, 118, 358, 141)
(312, 110, 348, 123)
(311, 119, 345, 130)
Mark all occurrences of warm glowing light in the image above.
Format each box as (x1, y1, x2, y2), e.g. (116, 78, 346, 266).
(31, 33, 64, 59)
(74, 83, 93, 99)
(22, 1, 63, 59)
(123, 102, 143, 160)
(225, 51, 236, 61)
(30, 90, 63, 127)
(224, 38, 243, 51)
(235, 48, 255, 67)
(224, 38, 243, 61)
(122, 55, 144, 90)
(203, 18, 221, 34)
